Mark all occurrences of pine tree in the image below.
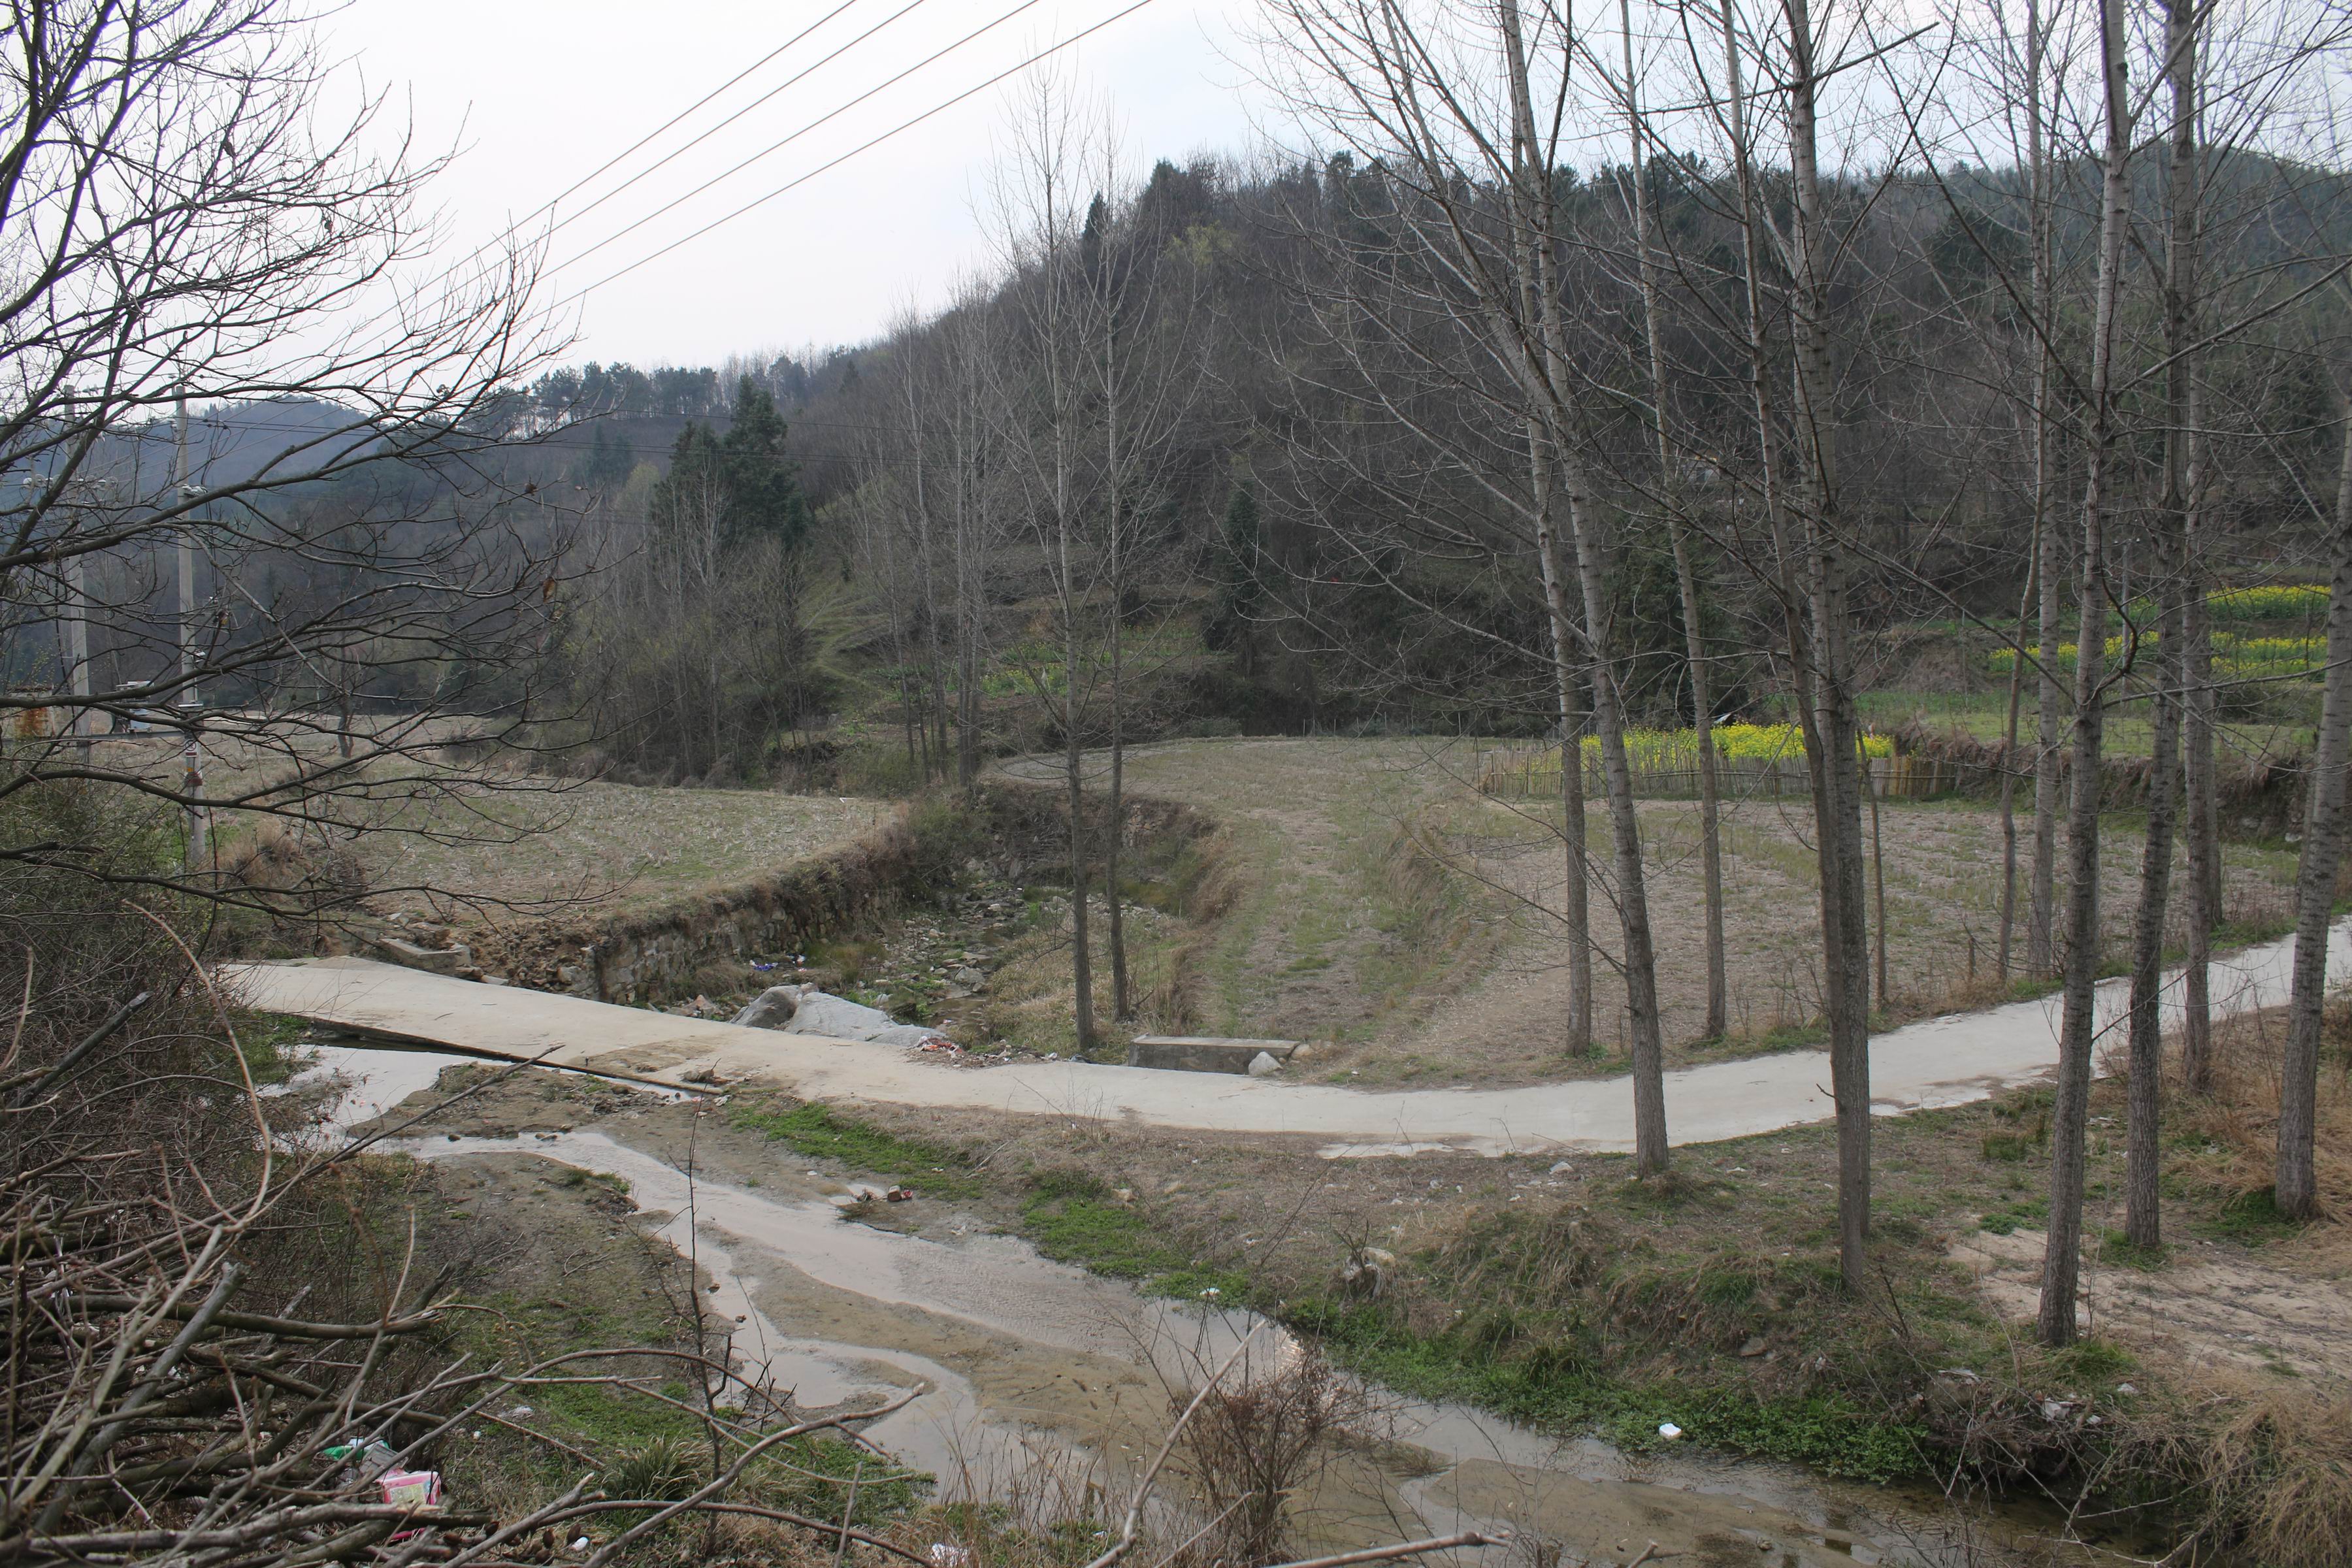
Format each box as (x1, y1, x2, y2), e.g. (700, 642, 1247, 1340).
(718, 380, 810, 549)
(1209, 483, 1264, 677)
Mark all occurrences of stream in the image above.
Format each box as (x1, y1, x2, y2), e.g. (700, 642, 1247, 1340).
(281, 1049, 2101, 1568)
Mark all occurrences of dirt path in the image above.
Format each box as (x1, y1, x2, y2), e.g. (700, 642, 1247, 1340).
(1951, 1222, 2352, 1381)
(226, 913, 2352, 1158)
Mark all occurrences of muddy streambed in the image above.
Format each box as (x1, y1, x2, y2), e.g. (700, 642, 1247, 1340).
(293, 1049, 2088, 1567)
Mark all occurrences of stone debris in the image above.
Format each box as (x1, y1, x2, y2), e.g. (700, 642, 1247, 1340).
(724, 985, 958, 1051)
(869, 1022, 957, 1050)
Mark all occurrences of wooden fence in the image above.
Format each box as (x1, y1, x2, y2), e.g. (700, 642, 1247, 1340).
(1474, 746, 2014, 803)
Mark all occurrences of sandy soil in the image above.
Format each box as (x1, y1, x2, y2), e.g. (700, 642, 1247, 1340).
(1951, 1224, 2352, 1381)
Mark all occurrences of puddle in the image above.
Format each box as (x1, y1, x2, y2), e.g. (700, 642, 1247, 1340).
(284, 1043, 483, 1128)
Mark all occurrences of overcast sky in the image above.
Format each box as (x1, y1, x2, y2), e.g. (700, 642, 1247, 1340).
(329, 1, 1272, 370)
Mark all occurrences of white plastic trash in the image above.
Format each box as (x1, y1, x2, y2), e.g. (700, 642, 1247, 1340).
(1656, 1422, 1683, 1441)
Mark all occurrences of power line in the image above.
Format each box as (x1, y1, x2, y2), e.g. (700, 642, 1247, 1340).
(532, 0, 878, 243)
(323, 1, 886, 353)
(547, 0, 1052, 277)
(562, 0, 1162, 304)
(538, 0, 941, 253)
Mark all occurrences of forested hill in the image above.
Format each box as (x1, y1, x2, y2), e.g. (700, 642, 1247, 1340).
(514, 138, 2350, 776)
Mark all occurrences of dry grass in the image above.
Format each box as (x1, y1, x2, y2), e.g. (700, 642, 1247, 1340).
(2169, 1002, 2352, 1250)
(360, 780, 888, 923)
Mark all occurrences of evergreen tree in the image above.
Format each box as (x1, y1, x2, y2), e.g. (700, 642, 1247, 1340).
(1208, 483, 1264, 676)
(647, 379, 810, 549)
(719, 380, 811, 549)
(581, 423, 632, 491)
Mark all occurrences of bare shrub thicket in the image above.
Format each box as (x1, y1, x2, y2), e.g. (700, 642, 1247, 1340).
(0, 785, 945, 1568)
(1171, 1346, 1373, 1566)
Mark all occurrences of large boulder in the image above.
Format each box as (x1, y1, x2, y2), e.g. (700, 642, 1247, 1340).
(729, 986, 800, 1030)
(784, 992, 896, 1042)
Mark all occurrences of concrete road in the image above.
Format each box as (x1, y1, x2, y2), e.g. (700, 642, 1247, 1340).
(225, 917, 2349, 1157)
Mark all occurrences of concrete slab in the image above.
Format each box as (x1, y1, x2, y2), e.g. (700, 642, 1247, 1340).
(1129, 1035, 1304, 1073)
(223, 916, 2352, 1159)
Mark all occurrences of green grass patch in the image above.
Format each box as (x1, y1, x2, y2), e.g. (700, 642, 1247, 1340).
(1019, 1171, 1248, 1300)
(2098, 1229, 2168, 1270)
(228, 1011, 308, 1086)
(2197, 1186, 2308, 1245)
(733, 1100, 981, 1199)
(1976, 1195, 2050, 1235)
(1280, 1293, 1925, 1484)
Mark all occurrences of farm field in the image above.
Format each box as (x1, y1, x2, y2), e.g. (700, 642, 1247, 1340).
(1857, 687, 2311, 760)
(356, 781, 889, 921)
(1006, 736, 2305, 1086)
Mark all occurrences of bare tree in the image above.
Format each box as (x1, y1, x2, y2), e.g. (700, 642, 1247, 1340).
(1085, 172, 1212, 1026)
(2037, 0, 2136, 1347)
(1616, 0, 1728, 1041)
(2123, 0, 2209, 1251)
(987, 78, 1114, 1056)
(2278, 393, 2352, 1221)
(1254, 0, 1673, 1170)
(0, 0, 581, 921)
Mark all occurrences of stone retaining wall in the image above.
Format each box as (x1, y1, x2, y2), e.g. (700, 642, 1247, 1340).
(465, 783, 1212, 1005)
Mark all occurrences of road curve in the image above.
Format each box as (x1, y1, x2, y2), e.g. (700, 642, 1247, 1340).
(226, 917, 2349, 1158)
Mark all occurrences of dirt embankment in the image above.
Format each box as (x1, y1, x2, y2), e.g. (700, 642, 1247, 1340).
(463, 784, 1221, 1007)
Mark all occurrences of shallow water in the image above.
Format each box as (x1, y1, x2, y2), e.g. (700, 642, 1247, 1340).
(377, 1120, 2031, 1566)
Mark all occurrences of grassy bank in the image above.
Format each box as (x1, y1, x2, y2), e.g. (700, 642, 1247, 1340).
(730, 990, 2352, 1565)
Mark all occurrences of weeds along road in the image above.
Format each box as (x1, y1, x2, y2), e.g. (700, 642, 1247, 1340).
(227, 916, 2351, 1157)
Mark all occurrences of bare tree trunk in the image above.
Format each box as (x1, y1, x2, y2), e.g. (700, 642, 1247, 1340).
(1104, 664, 1131, 1025)
(906, 371, 951, 786)
(1870, 771, 1887, 1009)
(1064, 635, 1097, 1056)
(2026, 0, 2063, 979)
(2277, 404, 2352, 1221)
(1721, 0, 1807, 1057)
(1621, 1, 1727, 1040)
(2168, 0, 2216, 1094)
(1999, 527, 2040, 981)
(1104, 314, 1133, 1025)
(2040, 0, 2134, 1345)
(1527, 414, 1595, 1058)
(2180, 545, 2217, 1092)
(1782, 0, 1874, 1289)
(1566, 478, 1671, 1171)
(955, 415, 986, 792)
(1563, 674, 1593, 1053)
(2125, 575, 2184, 1250)
(1503, 0, 1667, 1169)
(2126, 0, 2203, 1249)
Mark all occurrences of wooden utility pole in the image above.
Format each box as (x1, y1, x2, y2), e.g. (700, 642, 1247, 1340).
(175, 396, 207, 871)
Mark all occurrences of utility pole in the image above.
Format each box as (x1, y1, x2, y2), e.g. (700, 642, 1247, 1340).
(59, 485, 91, 763)
(174, 395, 206, 870)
